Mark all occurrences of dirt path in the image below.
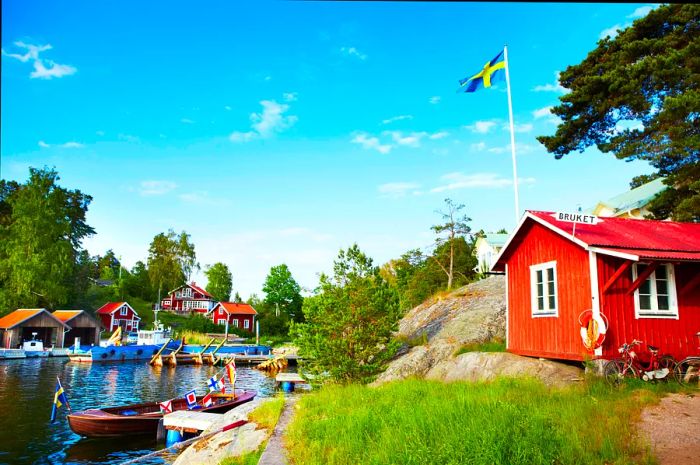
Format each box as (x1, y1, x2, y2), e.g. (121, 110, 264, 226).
(638, 393, 700, 465)
(257, 396, 298, 465)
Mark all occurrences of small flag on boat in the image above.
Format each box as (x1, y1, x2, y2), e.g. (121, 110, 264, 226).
(50, 377, 70, 423)
(159, 400, 173, 414)
(202, 392, 213, 408)
(208, 375, 225, 393)
(225, 359, 236, 387)
(184, 389, 197, 409)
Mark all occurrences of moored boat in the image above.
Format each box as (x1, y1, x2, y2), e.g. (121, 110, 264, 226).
(67, 389, 256, 437)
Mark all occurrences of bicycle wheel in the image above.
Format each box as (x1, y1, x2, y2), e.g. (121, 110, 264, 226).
(674, 358, 700, 387)
(604, 359, 638, 386)
(652, 355, 677, 382)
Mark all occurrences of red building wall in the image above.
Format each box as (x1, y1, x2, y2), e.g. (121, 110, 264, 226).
(211, 307, 254, 332)
(507, 222, 593, 361)
(99, 306, 139, 332)
(597, 255, 700, 361)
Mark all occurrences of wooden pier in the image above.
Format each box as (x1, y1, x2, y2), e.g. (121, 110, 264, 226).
(163, 410, 223, 434)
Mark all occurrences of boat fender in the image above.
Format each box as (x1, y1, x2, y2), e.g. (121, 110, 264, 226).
(578, 310, 608, 351)
(137, 349, 143, 355)
(110, 349, 116, 355)
(101, 353, 108, 359)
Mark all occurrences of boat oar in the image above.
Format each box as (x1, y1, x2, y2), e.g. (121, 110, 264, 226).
(116, 419, 248, 465)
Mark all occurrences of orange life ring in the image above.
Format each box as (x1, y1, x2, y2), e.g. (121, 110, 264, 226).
(578, 310, 608, 351)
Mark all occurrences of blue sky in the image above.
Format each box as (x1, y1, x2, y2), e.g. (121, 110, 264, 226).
(2, 1, 658, 298)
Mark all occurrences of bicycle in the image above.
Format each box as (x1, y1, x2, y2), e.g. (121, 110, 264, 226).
(673, 332, 700, 387)
(603, 339, 677, 386)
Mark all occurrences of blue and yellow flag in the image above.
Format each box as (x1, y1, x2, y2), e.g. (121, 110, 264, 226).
(50, 378, 69, 423)
(458, 50, 505, 93)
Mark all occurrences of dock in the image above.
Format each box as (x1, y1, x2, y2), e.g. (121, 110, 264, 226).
(163, 410, 223, 434)
(275, 372, 306, 392)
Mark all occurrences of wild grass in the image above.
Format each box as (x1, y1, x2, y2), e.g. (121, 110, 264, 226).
(396, 332, 429, 347)
(217, 448, 264, 465)
(454, 337, 506, 355)
(173, 329, 212, 345)
(285, 377, 672, 465)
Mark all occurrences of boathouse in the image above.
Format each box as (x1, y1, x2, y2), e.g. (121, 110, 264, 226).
(207, 302, 257, 332)
(160, 282, 216, 314)
(96, 302, 141, 333)
(53, 310, 103, 346)
(0, 309, 70, 349)
(491, 211, 700, 362)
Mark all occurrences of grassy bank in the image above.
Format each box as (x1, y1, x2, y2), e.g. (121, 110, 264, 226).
(285, 377, 675, 465)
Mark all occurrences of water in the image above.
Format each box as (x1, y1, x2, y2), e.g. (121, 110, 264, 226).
(0, 357, 279, 465)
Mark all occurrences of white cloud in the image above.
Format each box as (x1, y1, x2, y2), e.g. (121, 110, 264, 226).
(37, 140, 84, 148)
(96, 130, 105, 136)
(502, 123, 533, 133)
(465, 120, 498, 133)
(4, 41, 77, 79)
(283, 92, 298, 102)
(264, 75, 272, 81)
(384, 131, 428, 147)
(429, 131, 449, 140)
(470, 142, 486, 152)
(38, 141, 50, 148)
(429, 96, 441, 104)
(431, 172, 535, 193)
(139, 180, 177, 196)
(118, 134, 140, 143)
(532, 106, 553, 119)
(351, 133, 393, 154)
(628, 6, 652, 18)
(340, 46, 367, 60)
(181, 118, 195, 124)
(599, 24, 623, 40)
(229, 100, 297, 142)
(224, 105, 232, 111)
(381, 114, 413, 125)
(378, 182, 421, 198)
(487, 143, 536, 155)
(533, 72, 568, 93)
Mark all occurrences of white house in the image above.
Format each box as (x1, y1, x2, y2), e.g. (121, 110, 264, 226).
(474, 233, 509, 273)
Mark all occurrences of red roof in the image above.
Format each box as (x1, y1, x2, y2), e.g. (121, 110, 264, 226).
(0, 309, 69, 329)
(52, 310, 84, 323)
(168, 282, 213, 299)
(494, 211, 700, 270)
(212, 302, 257, 315)
(96, 302, 127, 315)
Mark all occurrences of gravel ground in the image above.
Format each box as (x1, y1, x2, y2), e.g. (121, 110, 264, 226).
(638, 393, 700, 465)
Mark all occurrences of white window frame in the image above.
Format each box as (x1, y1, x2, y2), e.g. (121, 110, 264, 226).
(182, 287, 192, 298)
(217, 318, 227, 326)
(244, 319, 250, 329)
(632, 263, 679, 319)
(233, 319, 239, 328)
(529, 261, 558, 317)
(120, 306, 128, 316)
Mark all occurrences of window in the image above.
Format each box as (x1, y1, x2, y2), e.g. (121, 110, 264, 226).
(217, 318, 227, 326)
(120, 306, 128, 316)
(244, 320, 250, 329)
(530, 261, 558, 317)
(233, 319, 239, 327)
(633, 263, 678, 318)
(182, 287, 192, 298)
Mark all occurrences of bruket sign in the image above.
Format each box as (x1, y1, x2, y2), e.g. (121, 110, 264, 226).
(552, 212, 601, 225)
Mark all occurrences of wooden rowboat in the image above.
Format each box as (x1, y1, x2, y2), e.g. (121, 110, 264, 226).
(67, 390, 256, 438)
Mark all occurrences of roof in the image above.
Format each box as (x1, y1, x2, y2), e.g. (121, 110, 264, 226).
(96, 302, 128, 315)
(588, 178, 667, 216)
(210, 302, 257, 315)
(0, 309, 70, 330)
(483, 233, 509, 247)
(492, 211, 700, 271)
(167, 282, 214, 299)
(52, 310, 84, 323)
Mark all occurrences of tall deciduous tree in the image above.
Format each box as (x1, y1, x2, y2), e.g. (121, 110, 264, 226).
(537, 4, 700, 221)
(205, 262, 233, 302)
(262, 264, 303, 322)
(291, 244, 401, 384)
(147, 229, 198, 297)
(0, 167, 95, 311)
(431, 198, 472, 290)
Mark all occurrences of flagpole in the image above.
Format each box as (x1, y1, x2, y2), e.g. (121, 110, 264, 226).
(503, 45, 520, 224)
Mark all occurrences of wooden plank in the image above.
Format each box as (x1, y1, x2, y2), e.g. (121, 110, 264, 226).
(276, 373, 305, 383)
(680, 272, 700, 296)
(626, 262, 658, 295)
(602, 260, 632, 294)
(163, 410, 223, 431)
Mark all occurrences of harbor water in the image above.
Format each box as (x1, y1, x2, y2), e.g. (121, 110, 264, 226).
(0, 357, 279, 465)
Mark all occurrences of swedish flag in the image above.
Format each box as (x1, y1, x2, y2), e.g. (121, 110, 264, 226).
(50, 378, 69, 423)
(458, 50, 506, 93)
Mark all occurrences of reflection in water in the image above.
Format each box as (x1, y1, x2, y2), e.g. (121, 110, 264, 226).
(0, 358, 280, 465)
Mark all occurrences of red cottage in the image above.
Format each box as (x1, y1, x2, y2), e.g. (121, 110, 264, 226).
(492, 211, 700, 362)
(96, 302, 141, 333)
(207, 302, 257, 332)
(160, 282, 216, 314)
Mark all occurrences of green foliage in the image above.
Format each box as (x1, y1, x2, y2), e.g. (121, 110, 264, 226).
(537, 4, 700, 221)
(205, 262, 233, 302)
(218, 450, 264, 465)
(286, 378, 664, 465)
(262, 264, 304, 322)
(291, 244, 401, 384)
(147, 229, 198, 295)
(432, 198, 473, 290)
(0, 167, 95, 312)
(455, 338, 506, 355)
(248, 395, 285, 430)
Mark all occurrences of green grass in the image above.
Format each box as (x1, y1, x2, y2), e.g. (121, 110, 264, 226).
(218, 448, 264, 465)
(285, 377, 677, 465)
(455, 338, 507, 355)
(395, 333, 429, 348)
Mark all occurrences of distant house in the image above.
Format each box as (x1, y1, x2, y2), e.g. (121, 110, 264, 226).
(207, 302, 257, 332)
(0, 309, 70, 349)
(474, 233, 509, 273)
(96, 302, 140, 333)
(160, 282, 216, 314)
(53, 310, 103, 346)
(492, 211, 700, 362)
(587, 178, 667, 219)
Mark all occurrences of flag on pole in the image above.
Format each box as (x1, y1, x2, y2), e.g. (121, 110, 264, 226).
(225, 359, 236, 387)
(208, 375, 225, 393)
(202, 392, 213, 408)
(458, 50, 505, 93)
(184, 389, 198, 409)
(159, 399, 173, 414)
(50, 378, 69, 423)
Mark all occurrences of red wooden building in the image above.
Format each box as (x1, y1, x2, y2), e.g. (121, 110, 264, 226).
(207, 302, 257, 332)
(96, 302, 141, 333)
(492, 211, 700, 362)
(160, 282, 216, 314)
